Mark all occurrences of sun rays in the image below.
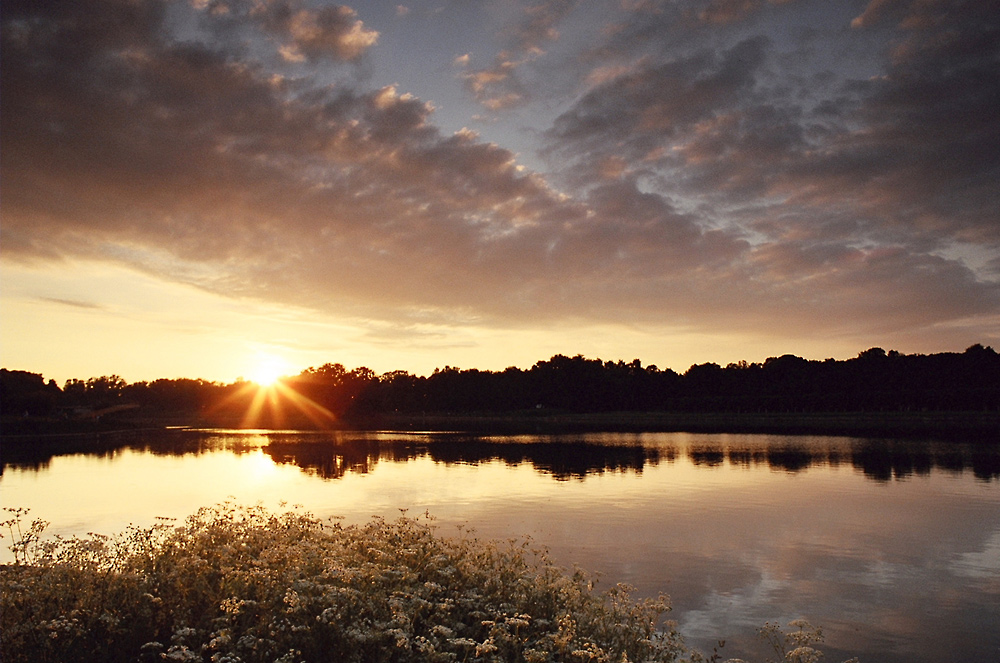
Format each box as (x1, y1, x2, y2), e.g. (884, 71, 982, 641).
(205, 375, 338, 430)
(244, 380, 337, 429)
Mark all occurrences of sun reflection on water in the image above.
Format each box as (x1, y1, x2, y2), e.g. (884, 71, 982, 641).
(1, 432, 997, 663)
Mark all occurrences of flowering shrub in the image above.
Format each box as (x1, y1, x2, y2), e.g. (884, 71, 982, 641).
(1, 504, 855, 663)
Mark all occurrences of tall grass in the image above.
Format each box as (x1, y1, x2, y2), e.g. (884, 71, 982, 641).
(1, 503, 853, 663)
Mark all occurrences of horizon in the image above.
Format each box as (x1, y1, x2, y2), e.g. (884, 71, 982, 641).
(2, 1, 998, 385)
(2, 342, 990, 388)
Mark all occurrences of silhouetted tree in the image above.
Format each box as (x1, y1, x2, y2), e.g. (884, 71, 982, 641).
(0, 369, 61, 416)
(3, 345, 998, 432)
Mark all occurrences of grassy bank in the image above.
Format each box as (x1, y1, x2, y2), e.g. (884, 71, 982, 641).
(1, 503, 851, 663)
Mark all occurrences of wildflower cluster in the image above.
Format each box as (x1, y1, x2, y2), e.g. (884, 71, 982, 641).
(2, 504, 860, 663)
(1, 503, 693, 663)
(752, 621, 858, 663)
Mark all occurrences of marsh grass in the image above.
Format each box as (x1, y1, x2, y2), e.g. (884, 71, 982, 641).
(1, 503, 854, 663)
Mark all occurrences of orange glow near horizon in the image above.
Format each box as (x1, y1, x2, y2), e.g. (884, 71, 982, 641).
(206, 378, 338, 430)
(245, 381, 338, 429)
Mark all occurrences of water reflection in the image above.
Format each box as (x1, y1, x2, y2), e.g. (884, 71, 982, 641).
(2, 429, 998, 663)
(263, 436, 674, 481)
(5, 429, 996, 482)
(263, 437, 384, 480)
(690, 438, 1000, 481)
(0, 429, 265, 472)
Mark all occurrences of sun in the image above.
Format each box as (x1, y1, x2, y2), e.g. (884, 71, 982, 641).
(247, 354, 291, 387)
(213, 352, 336, 429)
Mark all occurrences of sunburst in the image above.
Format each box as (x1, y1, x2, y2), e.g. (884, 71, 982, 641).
(238, 379, 337, 429)
(203, 354, 338, 429)
(248, 354, 290, 387)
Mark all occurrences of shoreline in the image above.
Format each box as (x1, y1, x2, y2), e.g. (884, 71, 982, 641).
(3, 409, 998, 443)
(365, 410, 1000, 441)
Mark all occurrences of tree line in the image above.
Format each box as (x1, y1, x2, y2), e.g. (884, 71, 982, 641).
(2, 345, 998, 423)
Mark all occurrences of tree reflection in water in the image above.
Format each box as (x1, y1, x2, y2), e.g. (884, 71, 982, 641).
(4, 429, 995, 482)
(2, 429, 997, 663)
(260, 437, 674, 481)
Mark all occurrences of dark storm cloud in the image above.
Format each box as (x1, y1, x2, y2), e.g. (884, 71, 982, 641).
(1, 0, 997, 342)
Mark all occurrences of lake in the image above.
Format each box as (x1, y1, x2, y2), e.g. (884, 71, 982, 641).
(2, 429, 998, 662)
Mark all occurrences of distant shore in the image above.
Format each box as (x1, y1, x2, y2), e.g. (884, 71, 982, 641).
(4, 409, 997, 443)
(364, 410, 1000, 441)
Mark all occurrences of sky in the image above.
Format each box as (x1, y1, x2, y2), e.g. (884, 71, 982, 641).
(2, 0, 999, 384)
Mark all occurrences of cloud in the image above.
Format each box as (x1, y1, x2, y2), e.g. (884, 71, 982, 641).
(510, 0, 579, 52)
(461, 54, 528, 110)
(698, 0, 766, 24)
(460, 0, 579, 111)
(247, 0, 379, 62)
(1, 0, 998, 350)
(0, 0, 574, 319)
(850, 0, 902, 29)
(540, 0, 1000, 330)
(2, 0, 745, 330)
(697, 0, 801, 24)
(39, 298, 105, 311)
(546, 36, 772, 174)
(847, 0, 1000, 242)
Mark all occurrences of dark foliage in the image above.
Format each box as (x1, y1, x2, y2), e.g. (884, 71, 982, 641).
(351, 345, 1000, 417)
(2, 346, 998, 432)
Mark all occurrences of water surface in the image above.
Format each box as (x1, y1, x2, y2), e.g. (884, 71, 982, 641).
(2, 430, 998, 662)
